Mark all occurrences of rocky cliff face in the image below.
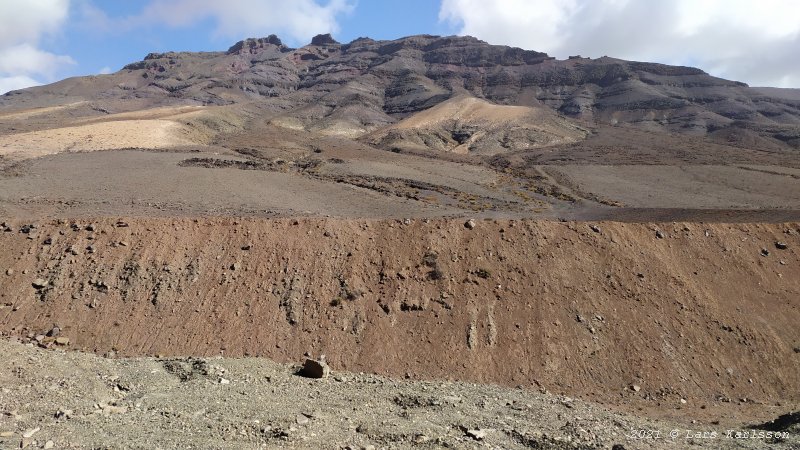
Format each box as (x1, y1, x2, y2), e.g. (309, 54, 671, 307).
(2, 33, 799, 150)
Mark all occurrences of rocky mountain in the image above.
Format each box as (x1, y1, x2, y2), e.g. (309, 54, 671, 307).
(2, 33, 800, 152)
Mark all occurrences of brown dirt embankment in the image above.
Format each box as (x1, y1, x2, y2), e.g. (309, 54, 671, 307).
(1, 218, 798, 424)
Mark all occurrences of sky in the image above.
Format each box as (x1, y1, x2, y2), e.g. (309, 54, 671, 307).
(1, 0, 799, 94)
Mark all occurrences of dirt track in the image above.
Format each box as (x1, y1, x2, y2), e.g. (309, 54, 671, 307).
(1, 217, 798, 427)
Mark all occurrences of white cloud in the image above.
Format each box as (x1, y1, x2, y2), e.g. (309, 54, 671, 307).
(0, 75, 42, 94)
(0, 0, 70, 46)
(132, 0, 354, 45)
(99, 66, 113, 74)
(439, 0, 800, 87)
(0, 0, 74, 94)
(0, 44, 76, 77)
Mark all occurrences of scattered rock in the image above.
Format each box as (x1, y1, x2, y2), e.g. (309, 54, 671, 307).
(118, 241, 129, 247)
(589, 225, 601, 233)
(464, 219, 476, 229)
(47, 326, 60, 337)
(230, 262, 241, 271)
(115, 221, 129, 228)
(299, 356, 330, 379)
(761, 248, 770, 257)
(5, 268, 12, 276)
(55, 409, 73, 419)
(775, 242, 788, 250)
(19, 224, 35, 234)
(0, 431, 13, 437)
(32, 278, 48, 289)
(466, 429, 486, 440)
(655, 230, 665, 239)
(296, 414, 310, 425)
(44, 441, 55, 449)
(412, 434, 429, 444)
(22, 427, 39, 438)
(101, 404, 128, 415)
(55, 337, 70, 346)
(630, 384, 641, 392)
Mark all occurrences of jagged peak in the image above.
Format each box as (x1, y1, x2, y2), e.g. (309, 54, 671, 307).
(144, 51, 181, 61)
(227, 35, 287, 55)
(310, 33, 339, 46)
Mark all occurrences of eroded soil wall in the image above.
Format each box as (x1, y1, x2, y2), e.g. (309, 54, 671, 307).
(1, 218, 798, 413)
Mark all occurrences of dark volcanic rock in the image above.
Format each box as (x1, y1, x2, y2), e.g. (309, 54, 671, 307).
(310, 33, 339, 46)
(227, 35, 287, 54)
(299, 357, 330, 378)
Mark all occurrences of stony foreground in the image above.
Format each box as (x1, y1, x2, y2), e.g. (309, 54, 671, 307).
(1, 339, 797, 449)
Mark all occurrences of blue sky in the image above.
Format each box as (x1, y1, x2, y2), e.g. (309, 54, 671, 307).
(1, 0, 799, 94)
(63, 1, 449, 76)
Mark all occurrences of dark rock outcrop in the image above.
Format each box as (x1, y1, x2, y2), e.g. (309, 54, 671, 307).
(310, 33, 339, 46)
(227, 35, 287, 55)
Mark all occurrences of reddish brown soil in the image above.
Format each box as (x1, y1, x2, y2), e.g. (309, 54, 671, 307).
(1, 218, 798, 426)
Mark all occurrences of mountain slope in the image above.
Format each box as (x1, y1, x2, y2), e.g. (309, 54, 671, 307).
(364, 95, 587, 153)
(1, 33, 799, 153)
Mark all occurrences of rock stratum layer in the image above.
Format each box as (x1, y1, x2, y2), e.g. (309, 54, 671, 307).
(1, 218, 798, 424)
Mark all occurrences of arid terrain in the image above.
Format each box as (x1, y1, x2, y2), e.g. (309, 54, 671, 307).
(1, 33, 799, 449)
(2, 337, 798, 449)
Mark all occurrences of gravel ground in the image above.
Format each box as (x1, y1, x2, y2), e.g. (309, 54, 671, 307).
(1, 339, 796, 449)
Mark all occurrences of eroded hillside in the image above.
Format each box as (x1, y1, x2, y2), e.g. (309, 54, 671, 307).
(2, 34, 800, 153)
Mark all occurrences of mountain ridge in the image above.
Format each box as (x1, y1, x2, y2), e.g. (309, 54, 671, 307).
(2, 33, 799, 153)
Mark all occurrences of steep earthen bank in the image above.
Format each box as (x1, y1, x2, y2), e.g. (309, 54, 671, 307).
(1, 218, 798, 423)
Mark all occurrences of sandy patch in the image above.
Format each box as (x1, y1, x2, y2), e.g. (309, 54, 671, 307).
(0, 120, 195, 160)
(366, 95, 588, 153)
(73, 105, 208, 124)
(0, 102, 89, 120)
(390, 95, 534, 129)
